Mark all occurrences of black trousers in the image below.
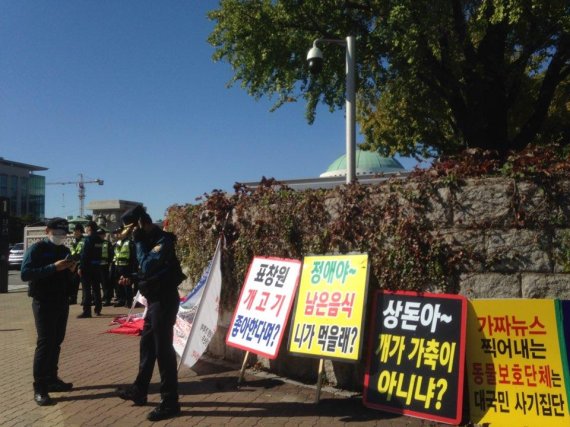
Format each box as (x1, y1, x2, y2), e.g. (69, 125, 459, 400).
(113, 267, 133, 305)
(100, 266, 113, 303)
(68, 274, 81, 303)
(81, 274, 102, 313)
(134, 288, 179, 403)
(32, 298, 69, 392)
(114, 281, 133, 305)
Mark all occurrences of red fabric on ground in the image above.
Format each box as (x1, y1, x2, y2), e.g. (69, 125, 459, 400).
(106, 318, 145, 335)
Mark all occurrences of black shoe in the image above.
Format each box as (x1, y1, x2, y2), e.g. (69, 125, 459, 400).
(77, 312, 92, 319)
(113, 301, 125, 307)
(102, 302, 113, 307)
(34, 392, 53, 406)
(147, 401, 180, 421)
(47, 378, 73, 392)
(116, 386, 147, 406)
(95, 311, 101, 316)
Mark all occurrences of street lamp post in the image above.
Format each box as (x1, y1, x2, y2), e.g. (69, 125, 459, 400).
(308, 36, 356, 184)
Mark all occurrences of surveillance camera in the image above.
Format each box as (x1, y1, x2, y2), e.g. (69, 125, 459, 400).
(307, 45, 323, 75)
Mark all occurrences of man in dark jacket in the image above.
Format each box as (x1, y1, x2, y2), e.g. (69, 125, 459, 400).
(115, 205, 185, 422)
(98, 228, 114, 306)
(78, 221, 104, 318)
(21, 218, 77, 406)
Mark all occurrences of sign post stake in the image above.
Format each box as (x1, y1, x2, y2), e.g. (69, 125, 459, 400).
(225, 256, 303, 385)
(314, 358, 325, 403)
(237, 351, 250, 387)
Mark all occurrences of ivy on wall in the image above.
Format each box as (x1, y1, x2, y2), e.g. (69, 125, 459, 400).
(166, 144, 570, 308)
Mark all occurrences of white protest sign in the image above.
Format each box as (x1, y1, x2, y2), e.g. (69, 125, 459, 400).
(226, 256, 302, 359)
(179, 238, 223, 368)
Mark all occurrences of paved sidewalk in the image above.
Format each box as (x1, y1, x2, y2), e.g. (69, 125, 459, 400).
(0, 272, 446, 426)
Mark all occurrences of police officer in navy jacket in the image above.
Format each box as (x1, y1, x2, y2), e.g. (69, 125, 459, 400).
(21, 218, 76, 406)
(78, 221, 104, 318)
(115, 205, 185, 422)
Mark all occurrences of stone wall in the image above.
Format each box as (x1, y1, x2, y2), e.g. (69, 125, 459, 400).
(194, 177, 570, 389)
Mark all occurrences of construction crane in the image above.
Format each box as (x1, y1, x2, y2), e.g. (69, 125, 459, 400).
(47, 173, 104, 217)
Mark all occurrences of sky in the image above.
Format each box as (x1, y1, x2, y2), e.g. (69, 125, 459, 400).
(1, 1, 417, 221)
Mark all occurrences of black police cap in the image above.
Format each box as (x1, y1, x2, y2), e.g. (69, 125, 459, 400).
(46, 217, 69, 233)
(121, 205, 150, 226)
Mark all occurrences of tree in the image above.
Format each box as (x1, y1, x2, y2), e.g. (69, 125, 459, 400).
(208, 0, 569, 159)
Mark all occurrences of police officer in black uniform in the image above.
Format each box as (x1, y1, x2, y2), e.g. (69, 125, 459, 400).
(21, 218, 76, 406)
(68, 223, 84, 305)
(78, 221, 104, 318)
(115, 205, 185, 422)
(98, 228, 114, 306)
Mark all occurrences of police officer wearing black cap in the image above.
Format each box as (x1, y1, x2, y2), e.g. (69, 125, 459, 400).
(78, 221, 104, 318)
(115, 205, 185, 422)
(21, 218, 76, 406)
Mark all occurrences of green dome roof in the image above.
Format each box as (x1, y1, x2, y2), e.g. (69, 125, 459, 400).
(320, 150, 406, 177)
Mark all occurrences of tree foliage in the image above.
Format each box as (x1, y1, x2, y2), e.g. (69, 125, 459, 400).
(208, 0, 569, 158)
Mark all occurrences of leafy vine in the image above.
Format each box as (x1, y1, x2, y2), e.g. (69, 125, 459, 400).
(166, 144, 570, 308)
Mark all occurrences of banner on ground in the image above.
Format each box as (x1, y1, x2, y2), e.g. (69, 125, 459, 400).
(466, 299, 570, 426)
(107, 292, 147, 335)
(178, 237, 223, 368)
(363, 290, 467, 425)
(226, 256, 302, 359)
(107, 311, 146, 336)
(288, 253, 369, 362)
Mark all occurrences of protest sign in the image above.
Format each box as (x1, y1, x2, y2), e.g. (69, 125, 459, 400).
(288, 254, 369, 362)
(466, 299, 570, 426)
(363, 290, 467, 424)
(226, 256, 302, 359)
(178, 237, 223, 369)
(173, 260, 212, 356)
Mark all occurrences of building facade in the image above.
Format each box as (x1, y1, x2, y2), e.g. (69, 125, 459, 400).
(243, 150, 408, 191)
(0, 157, 47, 219)
(86, 199, 144, 232)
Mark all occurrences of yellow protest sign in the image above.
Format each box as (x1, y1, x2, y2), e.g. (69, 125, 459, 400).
(288, 254, 369, 362)
(467, 299, 570, 426)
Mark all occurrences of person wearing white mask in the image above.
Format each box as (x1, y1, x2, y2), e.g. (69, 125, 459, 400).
(21, 217, 77, 406)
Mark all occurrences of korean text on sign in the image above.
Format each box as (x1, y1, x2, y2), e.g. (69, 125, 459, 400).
(466, 299, 570, 427)
(363, 291, 467, 425)
(288, 254, 369, 362)
(226, 257, 302, 359)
